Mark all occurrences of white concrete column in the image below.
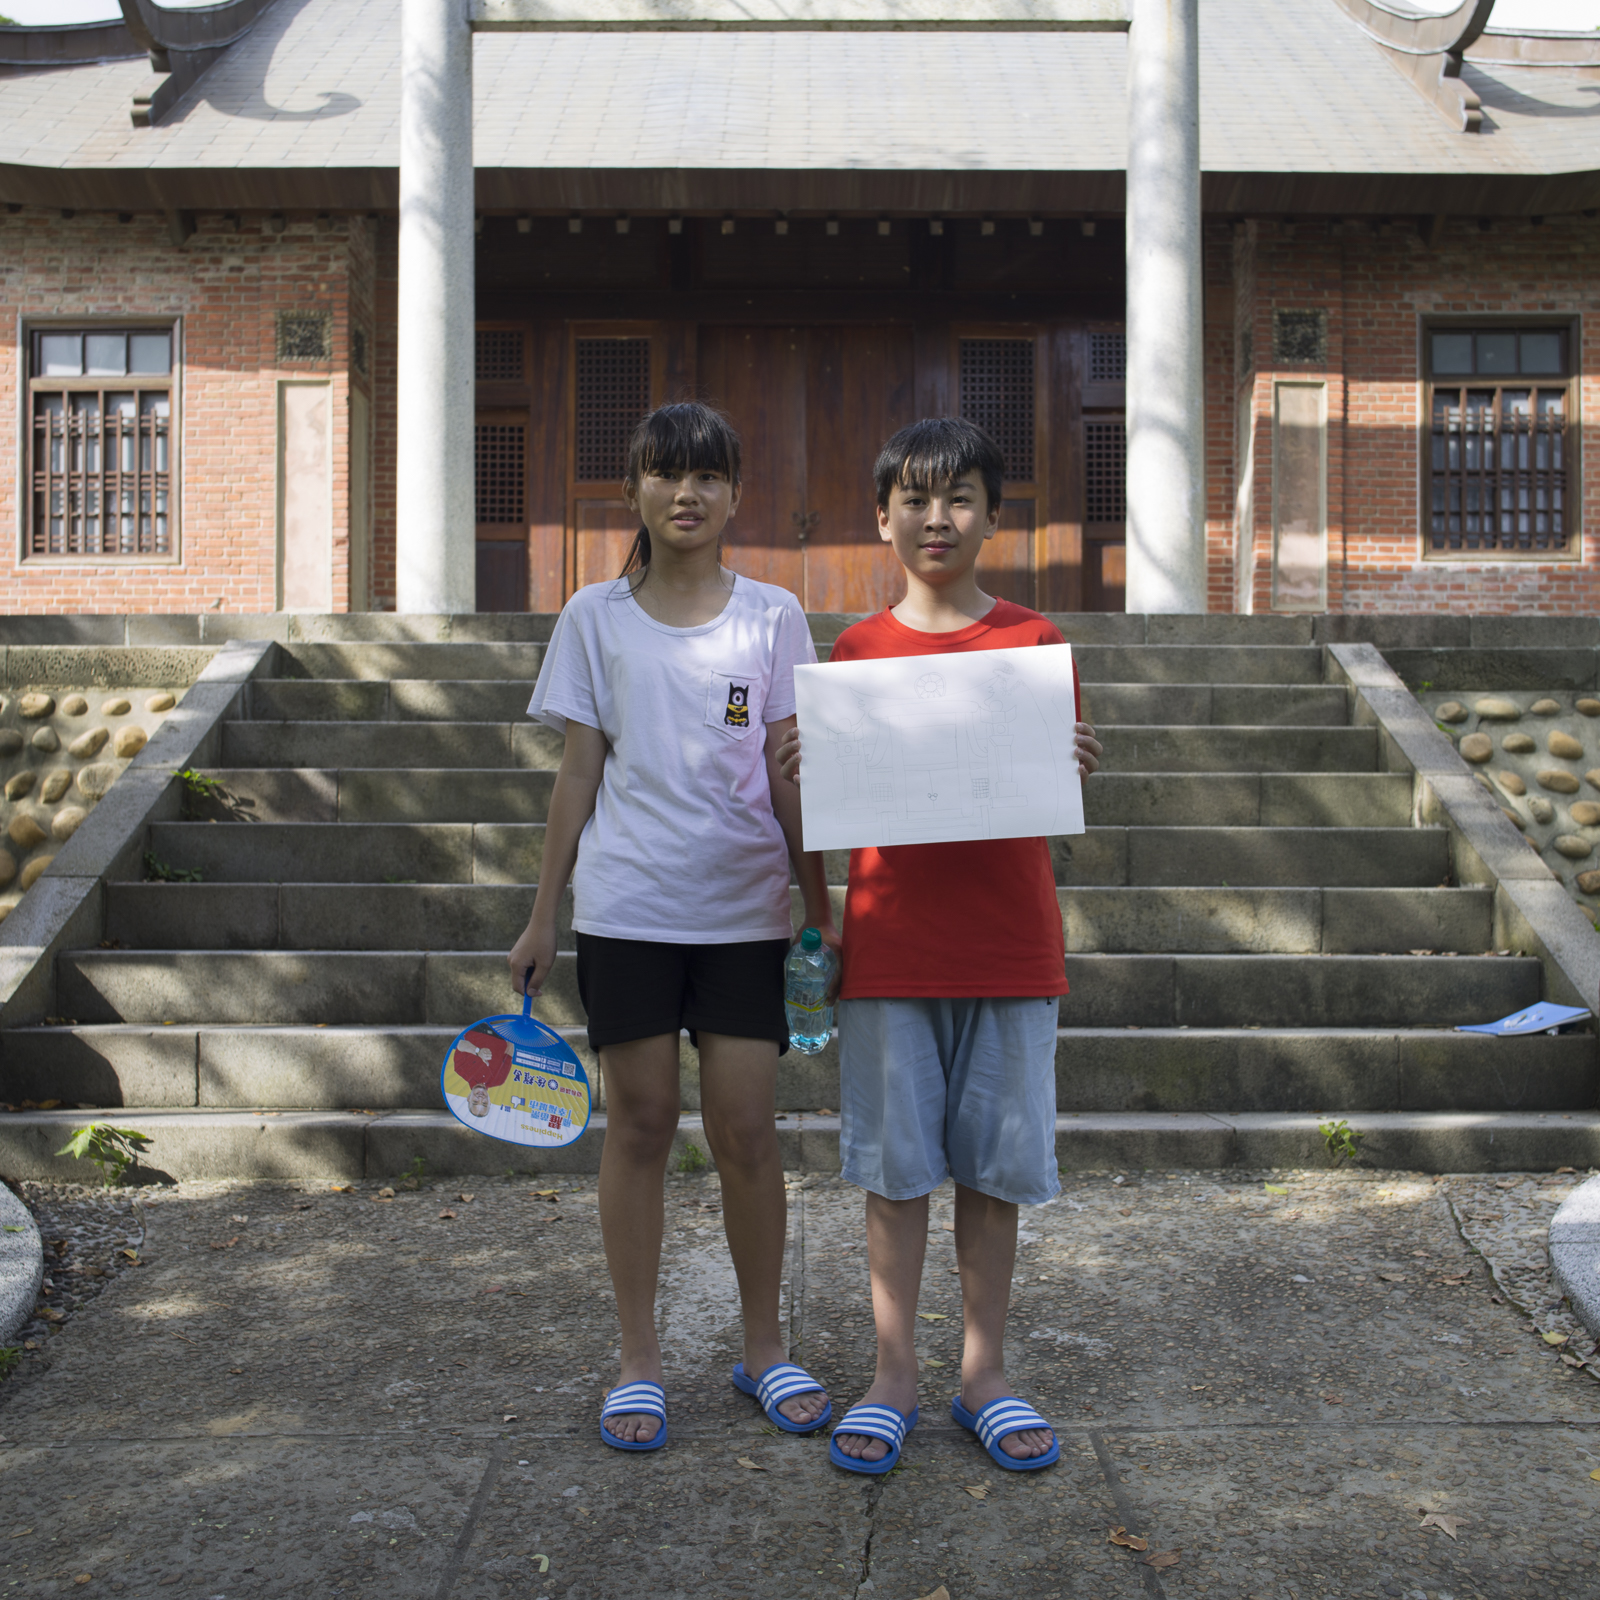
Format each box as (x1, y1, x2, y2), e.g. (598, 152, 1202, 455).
(1124, 0, 1206, 614)
(397, 0, 476, 615)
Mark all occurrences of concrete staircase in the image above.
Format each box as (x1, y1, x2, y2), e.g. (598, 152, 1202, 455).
(4, 617, 1595, 1178)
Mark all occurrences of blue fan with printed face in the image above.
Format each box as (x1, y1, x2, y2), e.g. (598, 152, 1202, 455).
(440, 990, 593, 1149)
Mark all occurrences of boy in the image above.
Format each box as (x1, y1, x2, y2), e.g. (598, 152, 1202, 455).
(778, 417, 1101, 1474)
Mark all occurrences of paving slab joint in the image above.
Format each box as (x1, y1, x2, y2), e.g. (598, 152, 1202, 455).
(1550, 1172, 1600, 1337)
(1328, 642, 1600, 1015)
(0, 1179, 42, 1345)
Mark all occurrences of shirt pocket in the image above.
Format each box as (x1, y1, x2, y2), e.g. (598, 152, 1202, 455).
(704, 667, 765, 739)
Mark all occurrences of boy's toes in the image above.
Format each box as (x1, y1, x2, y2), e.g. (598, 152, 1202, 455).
(605, 1411, 659, 1445)
(778, 1390, 829, 1426)
(833, 1432, 888, 1463)
(999, 1426, 1052, 1459)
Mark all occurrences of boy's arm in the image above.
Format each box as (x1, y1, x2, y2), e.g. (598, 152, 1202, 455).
(765, 715, 841, 965)
(508, 720, 607, 996)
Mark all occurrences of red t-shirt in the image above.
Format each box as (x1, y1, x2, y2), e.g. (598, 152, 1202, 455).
(830, 600, 1079, 1000)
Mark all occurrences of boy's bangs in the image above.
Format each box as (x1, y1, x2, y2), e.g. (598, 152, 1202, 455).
(874, 417, 1004, 511)
(887, 438, 976, 498)
(630, 404, 741, 484)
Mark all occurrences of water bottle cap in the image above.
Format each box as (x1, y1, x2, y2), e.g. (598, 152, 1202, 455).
(800, 927, 822, 951)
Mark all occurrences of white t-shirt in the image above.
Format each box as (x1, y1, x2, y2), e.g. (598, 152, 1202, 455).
(527, 573, 816, 943)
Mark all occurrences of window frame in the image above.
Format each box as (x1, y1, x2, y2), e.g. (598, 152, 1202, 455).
(20, 316, 183, 567)
(1419, 315, 1580, 563)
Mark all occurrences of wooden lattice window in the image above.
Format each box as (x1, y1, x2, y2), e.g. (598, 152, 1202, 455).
(476, 328, 524, 383)
(28, 327, 175, 560)
(1088, 330, 1126, 383)
(1426, 327, 1575, 558)
(475, 423, 526, 524)
(574, 337, 650, 482)
(1084, 420, 1127, 522)
(958, 338, 1035, 482)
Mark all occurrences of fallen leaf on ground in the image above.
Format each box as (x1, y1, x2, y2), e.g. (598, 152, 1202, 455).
(1263, 1183, 1288, 1195)
(1590, 1468, 1600, 1482)
(375, 1187, 396, 1201)
(1561, 1353, 1585, 1368)
(438, 1210, 457, 1220)
(1377, 1272, 1405, 1282)
(1322, 1394, 1344, 1405)
(1145, 1551, 1181, 1570)
(941, 1222, 955, 1232)
(73, 1576, 91, 1586)
(924, 1357, 946, 1368)
(459, 1193, 476, 1203)
(8, 1529, 29, 1539)
(917, 1313, 948, 1322)
(330, 1184, 353, 1193)
(914, 1588, 950, 1600)
(1118, 1208, 1132, 1216)
(735, 1456, 766, 1472)
(37, 1308, 63, 1324)
(503, 1414, 517, 1423)
(1108, 1526, 1149, 1551)
(533, 1555, 550, 1573)
(1543, 1332, 1570, 1346)
(209, 1238, 238, 1250)
(1188, 1384, 1209, 1392)
(1419, 1512, 1469, 1540)
(532, 1189, 559, 1200)
(963, 1484, 990, 1500)
(118, 1249, 138, 1262)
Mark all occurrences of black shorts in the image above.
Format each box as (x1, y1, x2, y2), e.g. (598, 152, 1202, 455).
(575, 933, 790, 1055)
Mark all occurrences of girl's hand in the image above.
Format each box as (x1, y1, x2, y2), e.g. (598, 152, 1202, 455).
(776, 723, 803, 785)
(1075, 721, 1103, 779)
(509, 919, 558, 997)
(794, 922, 844, 1002)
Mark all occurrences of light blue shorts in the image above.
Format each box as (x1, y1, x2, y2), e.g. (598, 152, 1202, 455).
(837, 996, 1060, 1206)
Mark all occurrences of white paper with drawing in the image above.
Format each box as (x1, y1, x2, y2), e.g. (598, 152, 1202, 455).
(793, 644, 1084, 852)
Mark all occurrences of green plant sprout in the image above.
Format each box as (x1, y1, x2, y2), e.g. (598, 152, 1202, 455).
(144, 851, 203, 884)
(56, 1123, 153, 1187)
(0, 1347, 19, 1380)
(1318, 1119, 1362, 1166)
(677, 1142, 708, 1174)
(400, 1155, 427, 1191)
(172, 768, 222, 800)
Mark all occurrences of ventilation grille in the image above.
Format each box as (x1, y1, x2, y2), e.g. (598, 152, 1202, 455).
(476, 328, 523, 383)
(1273, 309, 1328, 365)
(575, 338, 650, 482)
(475, 423, 526, 524)
(959, 338, 1035, 482)
(1084, 420, 1127, 522)
(1088, 330, 1126, 383)
(276, 310, 332, 363)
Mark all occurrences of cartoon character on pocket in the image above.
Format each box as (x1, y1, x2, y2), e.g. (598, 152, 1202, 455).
(724, 683, 750, 728)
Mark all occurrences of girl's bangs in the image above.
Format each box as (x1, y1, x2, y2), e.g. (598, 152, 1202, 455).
(630, 405, 740, 483)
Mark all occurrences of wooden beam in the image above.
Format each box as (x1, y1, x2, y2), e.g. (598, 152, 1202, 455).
(470, 0, 1128, 30)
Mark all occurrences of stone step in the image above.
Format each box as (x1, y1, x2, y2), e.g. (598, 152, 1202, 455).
(0, 1106, 1593, 1180)
(8, 1023, 1585, 1116)
(248, 679, 541, 724)
(220, 718, 1372, 775)
(278, 642, 549, 681)
(140, 821, 1447, 890)
(1071, 645, 1324, 685)
(1077, 683, 1348, 727)
(246, 677, 1351, 730)
(100, 880, 1489, 954)
(220, 720, 564, 771)
(54, 950, 1542, 1029)
(189, 768, 1420, 828)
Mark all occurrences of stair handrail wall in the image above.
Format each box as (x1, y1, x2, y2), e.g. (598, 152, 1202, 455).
(1327, 641, 1600, 1017)
(0, 639, 278, 1028)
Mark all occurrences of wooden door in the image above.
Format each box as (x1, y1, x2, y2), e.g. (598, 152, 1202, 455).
(803, 326, 915, 613)
(696, 326, 808, 598)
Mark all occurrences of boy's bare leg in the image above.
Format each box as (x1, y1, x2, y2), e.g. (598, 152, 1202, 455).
(698, 1033, 828, 1428)
(832, 1190, 928, 1461)
(954, 1183, 1052, 1459)
(596, 1033, 682, 1443)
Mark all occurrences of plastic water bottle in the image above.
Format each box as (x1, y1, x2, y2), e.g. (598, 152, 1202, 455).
(785, 928, 838, 1055)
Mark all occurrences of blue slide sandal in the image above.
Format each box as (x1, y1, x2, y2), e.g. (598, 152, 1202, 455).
(950, 1393, 1060, 1471)
(731, 1361, 833, 1434)
(828, 1402, 918, 1475)
(600, 1380, 668, 1452)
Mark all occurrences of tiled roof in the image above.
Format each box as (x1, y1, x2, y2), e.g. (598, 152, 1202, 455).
(0, 0, 1594, 192)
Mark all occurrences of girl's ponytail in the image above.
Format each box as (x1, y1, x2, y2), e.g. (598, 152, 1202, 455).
(618, 401, 742, 581)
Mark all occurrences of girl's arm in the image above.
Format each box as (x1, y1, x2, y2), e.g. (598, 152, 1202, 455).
(508, 720, 609, 996)
(765, 715, 842, 983)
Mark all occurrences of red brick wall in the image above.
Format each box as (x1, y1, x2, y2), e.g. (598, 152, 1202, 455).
(0, 209, 365, 615)
(1226, 214, 1600, 615)
(371, 218, 399, 611)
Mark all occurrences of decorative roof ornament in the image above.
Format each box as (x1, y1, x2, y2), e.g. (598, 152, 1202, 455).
(1334, 0, 1497, 133)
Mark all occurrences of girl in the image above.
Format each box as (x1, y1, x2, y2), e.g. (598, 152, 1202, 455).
(510, 401, 839, 1451)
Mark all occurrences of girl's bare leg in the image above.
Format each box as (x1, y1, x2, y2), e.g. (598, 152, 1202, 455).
(597, 1033, 682, 1443)
(697, 1033, 828, 1427)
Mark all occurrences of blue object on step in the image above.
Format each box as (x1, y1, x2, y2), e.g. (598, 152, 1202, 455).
(600, 1380, 669, 1451)
(440, 988, 592, 1148)
(828, 1402, 918, 1475)
(1456, 1002, 1593, 1037)
(950, 1393, 1061, 1471)
(731, 1360, 833, 1434)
